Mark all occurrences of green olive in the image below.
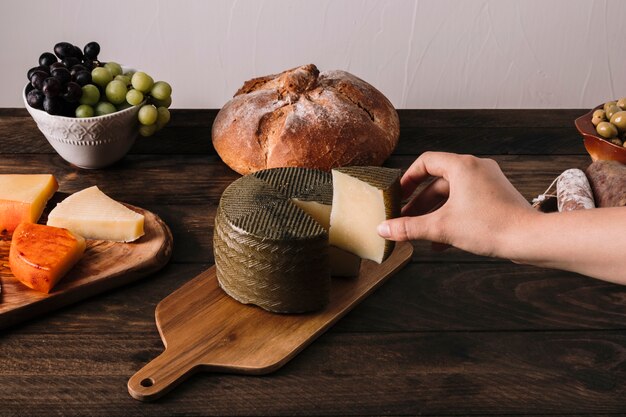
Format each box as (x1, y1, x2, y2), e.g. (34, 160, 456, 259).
(604, 101, 617, 112)
(606, 104, 621, 120)
(617, 97, 626, 110)
(610, 137, 623, 146)
(596, 121, 618, 138)
(592, 109, 606, 120)
(592, 116, 603, 126)
(610, 111, 626, 132)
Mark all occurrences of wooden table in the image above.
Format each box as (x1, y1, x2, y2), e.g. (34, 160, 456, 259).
(1, 108, 625, 416)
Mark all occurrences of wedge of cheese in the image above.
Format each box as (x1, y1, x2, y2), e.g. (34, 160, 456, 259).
(47, 186, 144, 242)
(9, 222, 86, 293)
(329, 166, 401, 264)
(0, 174, 58, 234)
(291, 198, 361, 277)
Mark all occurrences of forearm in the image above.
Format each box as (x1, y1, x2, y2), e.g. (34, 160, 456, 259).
(502, 207, 626, 284)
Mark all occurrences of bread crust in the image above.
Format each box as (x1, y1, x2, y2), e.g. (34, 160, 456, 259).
(212, 64, 400, 175)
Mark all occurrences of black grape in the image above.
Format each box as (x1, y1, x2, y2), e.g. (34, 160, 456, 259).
(43, 96, 63, 115)
(39, 52, 57, 67)
(26, 89, 45, 109)
(62, 57, 80, 68)
(74, 71, 92, 86)
(54, 42, 75, 59)
(51, 67, 71, 84)
(49, 62, 66, 71)
(42, 77, 61, 98)
(83, 42, 100, 59)
(62, 82, 82, 102)
(70, 64, 87, 78)
(73, 45, 84, 60)
(28, 66, 48, 80)
(30, 71, 48, 90)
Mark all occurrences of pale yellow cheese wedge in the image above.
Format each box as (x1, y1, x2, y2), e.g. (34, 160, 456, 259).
(292, 198, 361, 277)
(329, 167, 401, 264)
(47, 186, 144, 242)
(0, 174, 58, 233)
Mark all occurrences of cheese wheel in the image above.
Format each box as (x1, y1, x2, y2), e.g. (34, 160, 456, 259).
(214, 168, 332, 313)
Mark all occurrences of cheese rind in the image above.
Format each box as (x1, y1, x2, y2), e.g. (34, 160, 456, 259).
(329, 166, 401, 264)
(0, 174, 58, 233)
(47, 186, 144, 242)
(9, 222, 86, 293)
(214, 167, 332, 313)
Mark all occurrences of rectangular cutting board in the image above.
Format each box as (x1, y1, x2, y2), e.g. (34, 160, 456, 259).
(127, 241, 414, 401)
(0, 201, 173, 330)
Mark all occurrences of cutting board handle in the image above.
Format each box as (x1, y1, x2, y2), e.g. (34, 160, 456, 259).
(127, 349, 199, 401)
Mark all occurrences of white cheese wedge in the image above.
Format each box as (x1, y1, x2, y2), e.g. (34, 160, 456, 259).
(47, 186, 144, 242)
(329, 167, 401, 264)
(292, 198, 361, 277)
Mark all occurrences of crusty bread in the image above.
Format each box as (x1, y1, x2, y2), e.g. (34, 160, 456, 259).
(212, 64, 400, 175)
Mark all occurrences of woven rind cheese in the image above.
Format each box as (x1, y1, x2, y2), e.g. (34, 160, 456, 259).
(329, 166, 401, 264)
(214, 167, 332, 313)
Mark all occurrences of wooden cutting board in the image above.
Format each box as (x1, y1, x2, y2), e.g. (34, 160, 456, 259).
(0, 202, 173, 330)
(127, 241, 413, 401)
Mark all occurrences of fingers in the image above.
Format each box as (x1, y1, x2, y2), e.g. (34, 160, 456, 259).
(400, 151, 457, 199)
(377, 212, 441, 242)
(401, 177, 449, 216)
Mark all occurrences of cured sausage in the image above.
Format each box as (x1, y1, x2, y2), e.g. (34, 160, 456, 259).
(585, 160, 626, 208)
(556, 168, 596, 211)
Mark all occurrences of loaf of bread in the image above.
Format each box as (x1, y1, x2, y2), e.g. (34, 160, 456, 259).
(212, 64, 400, 175)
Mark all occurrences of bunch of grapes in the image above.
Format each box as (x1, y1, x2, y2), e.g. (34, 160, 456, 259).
(25, 41, 172, 137)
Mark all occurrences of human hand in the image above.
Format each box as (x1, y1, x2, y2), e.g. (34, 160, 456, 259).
(377, 152, 536, 258)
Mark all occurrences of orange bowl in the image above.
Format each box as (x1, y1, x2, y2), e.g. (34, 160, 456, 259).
(575, 105, 626, 163)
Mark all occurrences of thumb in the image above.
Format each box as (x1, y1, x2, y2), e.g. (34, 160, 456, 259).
(377, 215, 432, 242)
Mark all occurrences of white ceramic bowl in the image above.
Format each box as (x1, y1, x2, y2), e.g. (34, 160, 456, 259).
(23, 85, 141, 169)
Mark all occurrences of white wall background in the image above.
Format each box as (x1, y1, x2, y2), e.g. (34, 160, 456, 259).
(2, 0, 626, 109)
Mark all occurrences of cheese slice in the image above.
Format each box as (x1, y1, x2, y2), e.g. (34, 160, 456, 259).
(292, 198, 361, 277)
(47, 186, 144, 242)
(9, 222, 86, 293)
(329, 166, 401, 264)
(0, 174, 58, 234)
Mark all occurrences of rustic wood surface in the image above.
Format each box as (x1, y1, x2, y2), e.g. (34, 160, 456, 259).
(2, 108, 626, 416)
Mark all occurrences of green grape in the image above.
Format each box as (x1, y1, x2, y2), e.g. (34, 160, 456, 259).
(94, 101, 117, 116)
(92, 67, 113, 88)
(115, 74, 131, 85)
(104, 62, 123, 77)
(105, 80, 128, 105)
(151, 81, 172, 101)
(126, 89, 144, 106)
(138, 104, 158, 125)
(156, 106, 170, 129)
(131, 71, 154, 93)
(139, 123, 157, 137)
(79, 84, 100, 106)
(75, 104, 94, 118)
(151, 95, 172, 108)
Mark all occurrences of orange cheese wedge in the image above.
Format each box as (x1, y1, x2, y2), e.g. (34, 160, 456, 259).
(0, 174, 58, 234)
(9, 222, 86, 293)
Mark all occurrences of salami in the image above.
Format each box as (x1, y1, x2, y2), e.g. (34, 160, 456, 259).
(585, 160, 626, 208)
(556, 168, 596, 212)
